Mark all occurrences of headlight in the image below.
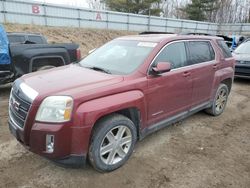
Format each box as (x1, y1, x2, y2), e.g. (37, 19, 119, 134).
(35, 96, 73, 123)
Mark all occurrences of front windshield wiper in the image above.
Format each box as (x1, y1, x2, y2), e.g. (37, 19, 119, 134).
(84, 66, 112, 74)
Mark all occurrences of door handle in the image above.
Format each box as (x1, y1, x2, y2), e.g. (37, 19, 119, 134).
(183, 71, 191, 77)
(213, 64, 218, 69)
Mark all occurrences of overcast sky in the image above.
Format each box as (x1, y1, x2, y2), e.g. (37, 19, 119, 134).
(31, 0, 89, 8)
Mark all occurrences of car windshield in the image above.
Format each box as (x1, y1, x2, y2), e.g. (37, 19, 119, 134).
(79, 40, 156, 75)
(234, 42, 250, 54)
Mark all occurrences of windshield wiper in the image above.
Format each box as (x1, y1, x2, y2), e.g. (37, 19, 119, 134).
(85, 66, 112, 74)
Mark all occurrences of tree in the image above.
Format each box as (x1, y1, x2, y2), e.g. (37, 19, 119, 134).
(161, 0, 189, 19)
(181, 0, 219, 21)
(248, 8, 250, 23)
(105, 0, 162, 16)
(87, 0, 106, 10)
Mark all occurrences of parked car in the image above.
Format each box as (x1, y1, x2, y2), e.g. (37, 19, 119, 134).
(232, 41, 250, 78)
(184, 33, 237, 50)
(8, 34, 235, 172)
(216, 35, 233, 48)
(0, 25, 81, 85)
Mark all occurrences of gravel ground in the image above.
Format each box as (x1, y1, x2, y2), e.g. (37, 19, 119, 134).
(0, 79, 249, 188)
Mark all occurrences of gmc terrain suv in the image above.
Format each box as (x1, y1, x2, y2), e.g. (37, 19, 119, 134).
(8, 34, 235, 172)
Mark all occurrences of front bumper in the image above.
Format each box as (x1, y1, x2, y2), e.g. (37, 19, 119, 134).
(52, 155, 86, 168)
(9, 118, 91, 168)
(235, 64, 250, 78)
(0, 71, 14, 84)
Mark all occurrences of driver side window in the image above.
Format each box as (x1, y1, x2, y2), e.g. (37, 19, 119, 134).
(154, 42, 188, 69)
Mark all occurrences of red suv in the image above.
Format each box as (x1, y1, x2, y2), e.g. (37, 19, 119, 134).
(8, 34, 235, 172)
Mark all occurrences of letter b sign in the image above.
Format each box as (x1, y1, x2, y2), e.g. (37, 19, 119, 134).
(32, 5, 40, 14)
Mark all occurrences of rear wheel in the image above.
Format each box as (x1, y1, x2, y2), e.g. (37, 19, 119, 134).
(88, 114, 137, 172)
(205, 83, 229, 116)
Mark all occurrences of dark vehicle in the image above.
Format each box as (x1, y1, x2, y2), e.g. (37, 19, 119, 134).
(233, 41, 250, 78)
(8, 34, 235, 172)
(217, 35, 233, 48)
(7, 32, 47, 44)
(0, 26, 81, 84)
(185, 33, 234, 49)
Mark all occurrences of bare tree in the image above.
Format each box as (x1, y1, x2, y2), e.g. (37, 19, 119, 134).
(93, 0, 250, 23)
(161, 0, 189, 18)
(87, 0, 106, 10)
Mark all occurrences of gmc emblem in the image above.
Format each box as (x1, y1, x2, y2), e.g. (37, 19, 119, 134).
(11, 98, 20, 111)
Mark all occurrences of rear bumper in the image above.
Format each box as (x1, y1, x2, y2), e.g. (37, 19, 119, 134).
(235, 64, 250, 78)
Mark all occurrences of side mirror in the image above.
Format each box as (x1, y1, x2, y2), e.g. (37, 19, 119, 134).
(88, 48, 96, 54)
(152, 62, 171, 75)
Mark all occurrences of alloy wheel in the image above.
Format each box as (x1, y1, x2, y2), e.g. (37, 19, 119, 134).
(100, 125, 132, 165)
(215, 88, 227, 113)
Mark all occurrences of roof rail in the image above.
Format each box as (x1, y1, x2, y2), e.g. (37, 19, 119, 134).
(7, 32, 42, 35)
(180, 32, 211, 36)
(139, 31, 174, 35)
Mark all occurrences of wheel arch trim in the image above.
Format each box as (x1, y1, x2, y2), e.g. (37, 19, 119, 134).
(75, 90, 146, 130)
(29, 55, 66, 72)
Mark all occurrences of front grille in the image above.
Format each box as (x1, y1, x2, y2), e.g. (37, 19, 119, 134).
(9, 85, 32, 129)
(235, 66, 250, 73)
(236, 60, 250, 64)
(236, 60, 241, 64)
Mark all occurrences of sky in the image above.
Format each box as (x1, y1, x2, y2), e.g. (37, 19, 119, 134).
(30, 0, 89, 8)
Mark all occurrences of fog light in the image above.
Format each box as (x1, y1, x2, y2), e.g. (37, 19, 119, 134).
(46, 134, 54, 153)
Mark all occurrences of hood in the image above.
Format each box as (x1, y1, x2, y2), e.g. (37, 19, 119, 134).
(233, 52, 250, 61)
(20, 64, 123, 98)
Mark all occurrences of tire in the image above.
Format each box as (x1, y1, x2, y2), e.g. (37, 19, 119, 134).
(37, 65, 56, 71)
(88, 114, 137, 172)
(205, 83, 229, 116)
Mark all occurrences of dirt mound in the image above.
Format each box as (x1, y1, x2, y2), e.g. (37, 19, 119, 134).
(4, 23, 136, 55)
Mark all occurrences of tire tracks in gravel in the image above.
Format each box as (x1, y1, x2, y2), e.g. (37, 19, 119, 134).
(0, 142, 50, 188)
(142, 82, 250, 188)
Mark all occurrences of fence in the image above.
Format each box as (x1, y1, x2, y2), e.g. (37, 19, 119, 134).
(0, 0, 250, 35)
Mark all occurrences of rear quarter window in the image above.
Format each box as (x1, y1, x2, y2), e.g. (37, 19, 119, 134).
(187, 41, 215, 65)
(28, 36, 44, 44)
(217, 40, 232, 58)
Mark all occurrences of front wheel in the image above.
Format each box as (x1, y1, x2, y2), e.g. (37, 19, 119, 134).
(88, 114, 137, 172)
(205, 83, 229, 116)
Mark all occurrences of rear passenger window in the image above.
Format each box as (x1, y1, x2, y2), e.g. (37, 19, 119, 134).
(188, 41, 215, 65)
(217, 40, 232, 58)
(154, 42, 187, 69)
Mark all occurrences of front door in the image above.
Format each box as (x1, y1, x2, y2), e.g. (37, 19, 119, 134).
(146, 41, 193, 126)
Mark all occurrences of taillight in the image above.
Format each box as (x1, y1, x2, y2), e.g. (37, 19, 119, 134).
(76, 48, 81, 61)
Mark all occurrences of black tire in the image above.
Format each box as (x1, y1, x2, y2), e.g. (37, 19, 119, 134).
(88, 114, 137, 172)
(205, 83, 229, 116)
(37, 65, 56, 71)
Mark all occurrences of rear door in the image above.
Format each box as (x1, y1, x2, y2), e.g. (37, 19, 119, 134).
(186, 40, 217, 107)
(146, 41, 193, 126)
